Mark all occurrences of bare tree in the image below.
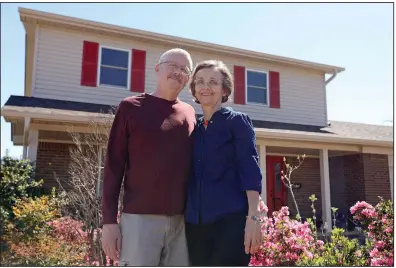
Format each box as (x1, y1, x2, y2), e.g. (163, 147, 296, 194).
(281, 155, 306, 222)
(54, 106, 124, 265)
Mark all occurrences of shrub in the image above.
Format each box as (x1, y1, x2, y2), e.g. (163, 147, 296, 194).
(0, 155, 43, 221)
(250, 203, 321, 266)
(297, 227, 368, 266)
(0, 155, 44, 253)
(351, 197, 394, 266)
(4, 233, 89, 266)
(10, 190, 62, 239)
(1, 190, 90, 266)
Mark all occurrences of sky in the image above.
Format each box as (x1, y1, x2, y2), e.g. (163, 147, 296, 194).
(0, 2, 393, 158)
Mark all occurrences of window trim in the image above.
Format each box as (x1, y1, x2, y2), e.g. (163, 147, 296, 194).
(97, 45, 131, 90)
(245, 68, 269, 106)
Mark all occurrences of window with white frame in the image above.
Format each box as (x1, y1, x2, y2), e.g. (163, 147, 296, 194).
(99, 47, 130, 88)
(246, 70, 268, 105)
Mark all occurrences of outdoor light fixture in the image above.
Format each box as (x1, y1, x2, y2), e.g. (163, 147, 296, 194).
(292, 183, 302, 189)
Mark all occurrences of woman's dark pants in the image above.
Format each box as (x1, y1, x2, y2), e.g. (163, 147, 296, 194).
(185, 211, 251, 266)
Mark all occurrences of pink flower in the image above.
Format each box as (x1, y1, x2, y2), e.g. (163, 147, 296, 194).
(370, 248, 379, 258)
(371, 258, 379, 266)
(259, 200, 269, 213)
(361, 208, 377, 218)
(304, 250, 313, 259)
(375, 241, 385, 249)
(350, 201, 374, 214)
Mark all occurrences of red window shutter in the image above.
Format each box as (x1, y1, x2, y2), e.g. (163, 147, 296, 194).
(80, 41, 99, 87)
(130, 49, 146, 93)
(269, 71, 280, 109)
(234, 65, 246, 105)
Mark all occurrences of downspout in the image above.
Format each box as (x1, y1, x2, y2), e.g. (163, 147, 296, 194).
(324, 70, 339, 126)
(325, 70, 338, 86)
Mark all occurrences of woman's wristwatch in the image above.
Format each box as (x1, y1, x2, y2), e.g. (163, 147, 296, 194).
(246, 215, 264, 224)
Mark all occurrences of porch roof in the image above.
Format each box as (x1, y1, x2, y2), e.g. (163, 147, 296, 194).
(1, 95, 393, 147)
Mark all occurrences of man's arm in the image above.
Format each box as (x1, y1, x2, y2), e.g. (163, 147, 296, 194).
(102, 100, 130, 225)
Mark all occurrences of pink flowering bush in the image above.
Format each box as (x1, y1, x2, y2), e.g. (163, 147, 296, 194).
(47, 216, 87, 243)
(350, 197, 394, 266)
(250, 195, 394, 266)
(2, 196, 89, 266)
(250, 202, 323, 266)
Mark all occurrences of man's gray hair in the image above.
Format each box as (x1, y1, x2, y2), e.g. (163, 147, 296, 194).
(158, 48, 193, 71)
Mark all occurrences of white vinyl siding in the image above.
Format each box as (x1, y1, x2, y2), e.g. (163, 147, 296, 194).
(33, 26, 327, 126)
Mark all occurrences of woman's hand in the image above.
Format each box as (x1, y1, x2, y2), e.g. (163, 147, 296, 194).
(244, 215, 263, 254)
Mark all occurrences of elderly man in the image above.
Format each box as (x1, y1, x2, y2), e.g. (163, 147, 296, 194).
(101, 48, 196, 266)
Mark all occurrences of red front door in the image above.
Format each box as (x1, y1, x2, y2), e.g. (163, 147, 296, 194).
(266, 156, 288, 216)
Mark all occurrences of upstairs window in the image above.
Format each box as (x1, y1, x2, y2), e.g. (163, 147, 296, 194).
(246, 70, 268, 105)
(98, 47, 130, 88)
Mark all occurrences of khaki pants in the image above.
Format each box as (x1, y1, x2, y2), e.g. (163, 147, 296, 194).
(118, 213, 189, 266)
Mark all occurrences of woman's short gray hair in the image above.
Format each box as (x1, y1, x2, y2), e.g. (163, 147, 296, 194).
(189, 60, 234, 104)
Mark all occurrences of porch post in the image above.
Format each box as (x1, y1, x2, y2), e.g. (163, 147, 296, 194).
(319, 148, 332, 231)
(27, 130, 39, 165)
(259, 145, 267, 209)
(22, 117, 31, 159)
(388, 154, 393, 201)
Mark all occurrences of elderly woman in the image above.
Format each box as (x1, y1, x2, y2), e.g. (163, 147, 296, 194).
(185, 60, 263, 266)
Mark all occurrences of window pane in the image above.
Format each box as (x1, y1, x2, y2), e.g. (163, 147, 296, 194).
(247, 71, 267, 87)
(247, 86, 267, 104)
(101, 48, 129, 68)
(100, 66, 128, 87)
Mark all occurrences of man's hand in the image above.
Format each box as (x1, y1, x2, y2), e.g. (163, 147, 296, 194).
(244, 216, 263, 255)
(102, 224, 122, 261)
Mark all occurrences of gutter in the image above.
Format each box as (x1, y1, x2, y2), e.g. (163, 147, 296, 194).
(254, 128, 392, 148)
(323, 69, 339, 125)
(1, 106, 111, 124)
(325, 70, 339, 86)
(1, 105, 392, 148)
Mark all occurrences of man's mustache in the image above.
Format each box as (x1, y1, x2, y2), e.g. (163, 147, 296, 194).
(168, 74, 182, 83)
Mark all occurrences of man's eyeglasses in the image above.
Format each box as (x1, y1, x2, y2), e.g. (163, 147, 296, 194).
(159, 61, 191, 76)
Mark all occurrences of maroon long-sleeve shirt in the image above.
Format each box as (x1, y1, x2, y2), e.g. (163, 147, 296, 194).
(101, 93, 196, 224)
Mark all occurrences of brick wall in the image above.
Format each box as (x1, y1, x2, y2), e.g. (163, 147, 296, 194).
(362, 153, 391, 205)
(343, 154, 367, 209)
(35, 142, 73, 190)
(329, 156, 348, 215)
(284, 153, 391, 220)
(285, 157, 322, 218)
(328, 153, 391, 213)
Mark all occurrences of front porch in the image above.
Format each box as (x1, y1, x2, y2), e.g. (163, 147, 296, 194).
(256, 138, 393, 232)
(2, 96, 394, 233)
(15, 116, 393, 233)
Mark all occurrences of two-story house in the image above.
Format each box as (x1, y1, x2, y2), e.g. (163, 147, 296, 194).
(1, 8, 393, 230)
